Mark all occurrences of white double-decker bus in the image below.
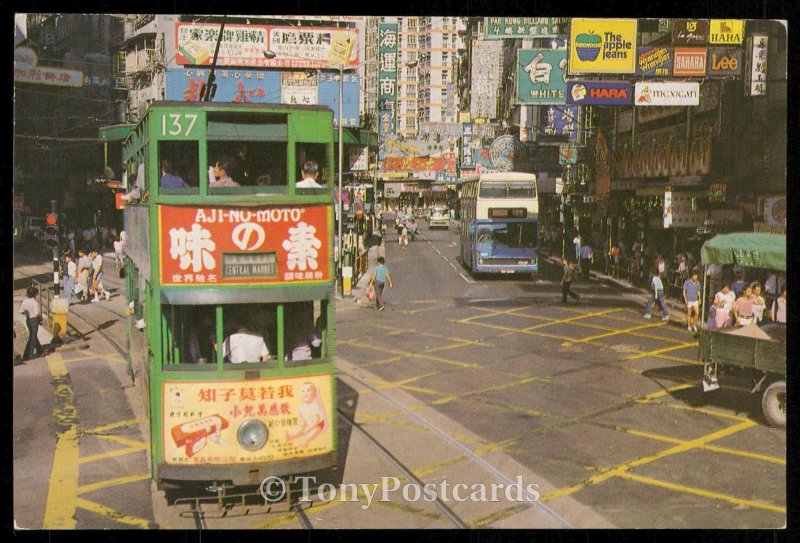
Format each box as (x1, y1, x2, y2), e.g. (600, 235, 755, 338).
(459, 172, 539, 276)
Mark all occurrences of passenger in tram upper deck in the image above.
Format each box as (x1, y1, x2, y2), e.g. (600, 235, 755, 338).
(159, 159, 188, 188)
(296, 160, 324, 188)
(209, 155, 239, 188)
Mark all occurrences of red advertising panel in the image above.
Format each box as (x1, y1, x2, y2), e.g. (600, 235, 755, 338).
(382, 156, 457, 173)
(158, 205, 330, 287)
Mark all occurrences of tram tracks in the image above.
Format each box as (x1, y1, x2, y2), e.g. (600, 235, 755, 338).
(336, 366, 575, 529)
(55, 284, 563, 528)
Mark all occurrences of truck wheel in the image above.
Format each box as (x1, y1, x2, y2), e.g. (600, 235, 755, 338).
(761, 380, 786, 429)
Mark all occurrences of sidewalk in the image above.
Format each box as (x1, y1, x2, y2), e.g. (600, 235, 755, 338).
(540, 251, 687, 323)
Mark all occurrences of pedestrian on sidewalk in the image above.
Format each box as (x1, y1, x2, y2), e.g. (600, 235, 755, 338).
(76, 249, 92, 302)
(560, 258, 580, 304)
(19, 286, 44, 361)
(90, 250, 110, 302)
(572, 232, 582, 263)
(113, 237, 124, 269)
(580, 242, 593, 281)
(367, 256, 393, 311)
(682, 270, 701, 332)
(643, 268, 670, 321)
(64, 253, 77, 306)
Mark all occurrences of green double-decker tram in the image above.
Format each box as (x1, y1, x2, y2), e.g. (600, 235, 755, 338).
(123, 101, 337, 503)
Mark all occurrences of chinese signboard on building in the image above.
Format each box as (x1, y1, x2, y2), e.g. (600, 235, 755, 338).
(745, 34, 768, 96)
(516, 49, 568, 105)
(175, 23, 359, 69)
(14, 46, 83, 88)
(158, 205, 331, 287)
(165, 68, 359, 127)
(471, 39, 502, 119)
(378, 22, 399, 142)
(483, 17, 569, 39)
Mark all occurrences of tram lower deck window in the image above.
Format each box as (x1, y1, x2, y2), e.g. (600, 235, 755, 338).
(159, 300, 328, 368)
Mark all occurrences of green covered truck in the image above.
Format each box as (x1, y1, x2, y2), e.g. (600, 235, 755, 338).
(698, 233, 786, 428)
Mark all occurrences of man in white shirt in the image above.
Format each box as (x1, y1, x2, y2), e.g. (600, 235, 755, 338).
(19, 286, 43, 361)
(64, 254, 77, 306)
(296, 160, 324, 188)
(223, 323, 269, 363)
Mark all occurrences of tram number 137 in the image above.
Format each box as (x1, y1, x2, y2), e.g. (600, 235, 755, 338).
(161, 113, 198, 138)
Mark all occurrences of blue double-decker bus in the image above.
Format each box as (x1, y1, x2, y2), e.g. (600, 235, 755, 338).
(459, 172, 539, 277)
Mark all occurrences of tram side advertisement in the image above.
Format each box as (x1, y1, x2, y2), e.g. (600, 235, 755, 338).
(163, 374, 333, 464)
(158, 205, 331, 286)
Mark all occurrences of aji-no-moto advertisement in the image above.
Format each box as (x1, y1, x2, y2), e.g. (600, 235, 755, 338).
(163, 374, 333, 464)
(158, 205, 330, 287)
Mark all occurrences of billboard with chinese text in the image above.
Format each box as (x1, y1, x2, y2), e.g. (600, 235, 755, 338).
(378, 22, 399, 140)
(516, 49, 568, 105)
(165, 68, 356, 127)
(175, 23, 359, 69)
(162, 374, 333, 464)
(483, 17, 569, 39)
(158, 205, 331, 287)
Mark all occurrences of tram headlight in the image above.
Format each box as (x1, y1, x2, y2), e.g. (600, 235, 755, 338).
(237, 419, 268, 451)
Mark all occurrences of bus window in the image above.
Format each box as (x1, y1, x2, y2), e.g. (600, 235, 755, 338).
(158, 141, 199, 195)
(507, 182, 536, 198)
(160, 305, 214, 366)
(221, 303, 278, 365)
(294, 143, 329, 193)
(478, 182, 508, 198)
(283, 300, 327, 365)
(490, 223, 538, 249)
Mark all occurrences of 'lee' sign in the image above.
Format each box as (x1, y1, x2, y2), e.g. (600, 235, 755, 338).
(708, 47, 742, 77)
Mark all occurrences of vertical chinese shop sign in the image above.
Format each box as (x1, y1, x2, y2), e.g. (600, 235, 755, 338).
(158, 205, 331, 286)
(378, 23, 399, 142)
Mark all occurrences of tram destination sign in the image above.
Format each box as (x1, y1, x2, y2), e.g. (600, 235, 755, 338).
(222, 252, 277, 279)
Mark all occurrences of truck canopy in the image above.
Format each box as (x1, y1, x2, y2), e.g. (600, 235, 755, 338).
(700, 233, 786, 271)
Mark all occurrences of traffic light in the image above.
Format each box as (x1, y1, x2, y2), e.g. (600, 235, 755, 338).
(43, 213, 59, 249)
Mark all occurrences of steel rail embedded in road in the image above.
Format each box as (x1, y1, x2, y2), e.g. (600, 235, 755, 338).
(337, 366, 574, 529)
(336, 408, 468, 528)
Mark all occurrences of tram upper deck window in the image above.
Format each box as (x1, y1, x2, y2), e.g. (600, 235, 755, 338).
(206, 112, 288, 195)
(158, 141, 199, 195)
(294, 143, 329, 195)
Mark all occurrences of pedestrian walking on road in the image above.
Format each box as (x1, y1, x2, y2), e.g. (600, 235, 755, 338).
(560, 258, 580, 304)
(76, 249, 92, 302)
(367, 256, 393, 311)
(19, 286, 43, 361)
(644, 268, 670, 321)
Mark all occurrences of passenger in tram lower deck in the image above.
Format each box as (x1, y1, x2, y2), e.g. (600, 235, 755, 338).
(284, 302, 322, 362)
(222, 315, 269, 363)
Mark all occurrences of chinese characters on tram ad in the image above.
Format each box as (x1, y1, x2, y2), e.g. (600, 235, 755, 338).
(159, 205, 331, 286)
